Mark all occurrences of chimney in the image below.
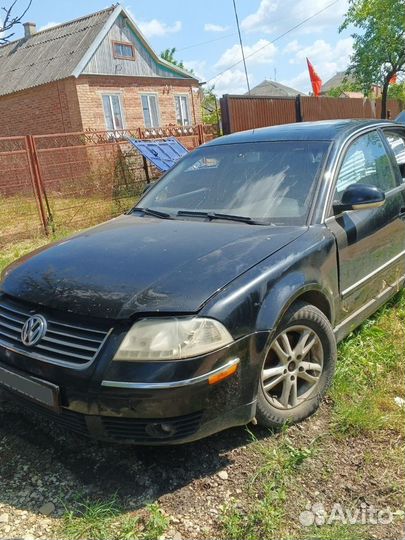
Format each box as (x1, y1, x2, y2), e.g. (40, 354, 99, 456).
(23, 22, 37, 38)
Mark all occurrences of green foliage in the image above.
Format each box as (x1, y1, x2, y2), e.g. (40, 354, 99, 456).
(160, 47, 185, 69)
(160, 47, 195, 76)
(388, 82, 405, 102)
(327, 81, 363, 97)
(61, 496, 169, 540)
(340, 0, 405, 117)
(201, 84, 220, 125)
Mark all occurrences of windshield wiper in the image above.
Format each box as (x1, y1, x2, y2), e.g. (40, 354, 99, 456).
(177, 210, 259, 224)
(132, 207, 173, 219)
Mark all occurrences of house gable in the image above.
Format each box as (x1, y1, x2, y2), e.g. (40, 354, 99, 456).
(79, 10, 196, 81)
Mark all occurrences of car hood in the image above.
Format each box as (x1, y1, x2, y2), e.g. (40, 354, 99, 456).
(1, 215, 306, 319)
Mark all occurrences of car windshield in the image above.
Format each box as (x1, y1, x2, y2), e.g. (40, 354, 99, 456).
(138, 140, 330, 225)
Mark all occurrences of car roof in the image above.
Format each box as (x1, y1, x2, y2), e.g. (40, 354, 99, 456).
(204, 119, 399, 146)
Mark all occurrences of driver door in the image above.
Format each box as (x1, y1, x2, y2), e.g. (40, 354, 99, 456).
(326, 129, 405, 318)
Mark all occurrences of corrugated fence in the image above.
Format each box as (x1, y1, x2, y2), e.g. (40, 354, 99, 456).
(220, 94, 404, 134)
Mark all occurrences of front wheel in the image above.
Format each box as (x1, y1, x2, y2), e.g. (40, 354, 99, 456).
(256, 302, 337, 428)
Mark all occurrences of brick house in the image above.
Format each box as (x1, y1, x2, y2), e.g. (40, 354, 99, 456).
(0, 4, 202, 137)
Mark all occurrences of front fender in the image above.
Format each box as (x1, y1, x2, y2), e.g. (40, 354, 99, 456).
(201, 226, 338, 339)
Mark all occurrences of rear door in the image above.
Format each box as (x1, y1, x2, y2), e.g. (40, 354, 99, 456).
(326, 129, 405, 317)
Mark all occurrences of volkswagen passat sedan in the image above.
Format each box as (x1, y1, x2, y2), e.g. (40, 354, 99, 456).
(1, 120, 404, 444)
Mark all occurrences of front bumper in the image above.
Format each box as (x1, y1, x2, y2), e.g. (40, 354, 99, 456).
(0, 332, 268, 445)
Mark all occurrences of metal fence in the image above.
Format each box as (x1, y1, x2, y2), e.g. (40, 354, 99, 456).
(220, 94, 404, 134)
(0, 124, 218, 249)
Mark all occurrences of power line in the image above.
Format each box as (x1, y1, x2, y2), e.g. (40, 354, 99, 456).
(176, 32, 237, 52)
(232, 0, 250, 94)
(205, 0, 339, 85)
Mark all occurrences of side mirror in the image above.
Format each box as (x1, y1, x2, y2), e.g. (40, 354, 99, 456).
(333, 183, 385, 214)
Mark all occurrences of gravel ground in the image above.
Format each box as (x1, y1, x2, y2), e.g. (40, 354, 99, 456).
(0, 390, 404, 540)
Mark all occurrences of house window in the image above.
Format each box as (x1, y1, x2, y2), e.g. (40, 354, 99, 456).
(141, 94, 160, 128)
(112, 40, 135, 60)
(175, 95, 191, 126)
(102, 94, 124, 131)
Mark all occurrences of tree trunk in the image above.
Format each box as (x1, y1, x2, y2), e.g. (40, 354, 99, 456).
(381, 78, 390, 119)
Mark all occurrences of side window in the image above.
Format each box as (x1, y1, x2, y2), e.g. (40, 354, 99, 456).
(335, 131, 397, 200)
(384, 131, 405, 183)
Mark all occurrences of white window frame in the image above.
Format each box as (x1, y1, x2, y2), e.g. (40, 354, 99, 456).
(101, 93, 126, 131)
(175, 94, 191, 126)
(140, 93, 160, 128)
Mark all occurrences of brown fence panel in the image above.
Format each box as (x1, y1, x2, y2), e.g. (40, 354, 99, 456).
(220, 95, 297, 134)
(220, 95, 404, 133)
(375, 99, 403, 120)
(300, 96, 374, 120)
(0, 136, 44, 248)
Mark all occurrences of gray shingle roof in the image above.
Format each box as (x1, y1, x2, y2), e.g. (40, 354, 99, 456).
(321, 71, 352, 92)
(248, 79, 305, 97)
(0, 7, 115, 97)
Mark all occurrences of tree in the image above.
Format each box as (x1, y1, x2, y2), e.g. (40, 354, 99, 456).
(201, 84, 220, 126)
(0, 0, 32, 45)
(160, 47, 185, 70)
(340, 0, 405, 118)
(388, 82, 405, 102)
(327, 80, 363, 97)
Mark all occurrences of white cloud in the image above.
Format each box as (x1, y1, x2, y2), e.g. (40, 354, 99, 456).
(204, 23, 229, 32)
(281, 37, 353, 92)
(215, 39, 277, 69)
(210, 69, 254, 96)
(241, 0, 349, 35)
(136, 19, 182, 38)
(284, 40, 301, 54)
(38, 21, 59, 31)
(183, 60, 207, 81)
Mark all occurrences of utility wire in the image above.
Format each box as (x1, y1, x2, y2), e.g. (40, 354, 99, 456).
(205, 0, 340, 85)
(232, 0, 250, 94)
(177, 32, 237, 52)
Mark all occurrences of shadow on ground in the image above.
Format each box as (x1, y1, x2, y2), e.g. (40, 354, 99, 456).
(0, 391, 271, 517)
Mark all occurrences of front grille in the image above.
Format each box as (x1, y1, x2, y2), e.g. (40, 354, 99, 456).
(102, 411, 203, 442)
(10, 392, 88, 436)
(0, 297, 111, 367)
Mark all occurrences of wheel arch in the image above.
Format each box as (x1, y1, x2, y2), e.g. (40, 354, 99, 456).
(257, 280, 335, 337)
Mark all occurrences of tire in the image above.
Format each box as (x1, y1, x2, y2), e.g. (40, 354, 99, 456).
(256, 301, 336, 428)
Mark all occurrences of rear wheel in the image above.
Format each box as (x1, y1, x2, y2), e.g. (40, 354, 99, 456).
(256, 302, 336, 428)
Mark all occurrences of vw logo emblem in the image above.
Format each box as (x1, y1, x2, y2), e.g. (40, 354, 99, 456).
(21, 314, 47, 347)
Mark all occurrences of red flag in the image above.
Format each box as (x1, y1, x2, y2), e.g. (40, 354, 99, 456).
(389, 73, 397, 84)
(307, 58, 322, 96)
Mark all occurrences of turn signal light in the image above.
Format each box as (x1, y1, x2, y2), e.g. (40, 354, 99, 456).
(208, 361, 239, 385)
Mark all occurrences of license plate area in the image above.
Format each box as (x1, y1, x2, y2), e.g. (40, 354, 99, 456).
(0, 366, 60, 411)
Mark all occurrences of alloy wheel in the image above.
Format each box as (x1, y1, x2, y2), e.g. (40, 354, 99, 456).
(261, 324, 324, 410)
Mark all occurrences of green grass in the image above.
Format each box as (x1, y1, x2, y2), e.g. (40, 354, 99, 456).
(330, 291, 405, 436)
(301, 522, 373, 540)
(221, 432, 316, 540)
(61, 496, 168, 540)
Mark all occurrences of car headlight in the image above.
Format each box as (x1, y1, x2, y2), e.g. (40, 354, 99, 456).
(114, 317, 234, 361)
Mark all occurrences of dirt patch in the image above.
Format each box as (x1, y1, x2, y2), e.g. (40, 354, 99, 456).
(0, 393, 403, 540)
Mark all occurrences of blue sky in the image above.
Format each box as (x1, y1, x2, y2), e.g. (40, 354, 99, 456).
(6, 0, 354, 95)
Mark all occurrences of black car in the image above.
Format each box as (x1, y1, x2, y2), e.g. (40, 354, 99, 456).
(1, 120, 404, 444)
